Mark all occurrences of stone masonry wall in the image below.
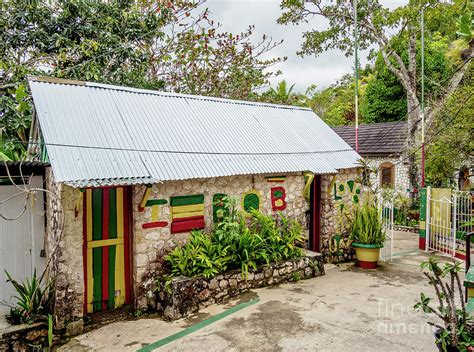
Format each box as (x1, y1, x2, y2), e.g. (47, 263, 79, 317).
(132, 173, 308, 310)
(157, 251, 324, 321)
(366, 155, 411, 193)
(45, 168, 84, 335)
(320, 167, 361, 263)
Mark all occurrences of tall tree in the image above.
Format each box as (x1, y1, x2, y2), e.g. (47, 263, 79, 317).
(0, 0, 284, 159)
(279, 0, 473, 189)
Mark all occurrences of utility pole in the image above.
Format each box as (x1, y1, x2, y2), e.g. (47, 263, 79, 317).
(354, 0, 359, 153)
(421, 6, 425, 187)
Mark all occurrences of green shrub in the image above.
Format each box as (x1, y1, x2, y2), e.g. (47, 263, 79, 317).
(350, 203, 386, 246)
(165, 198, 305, 279)
(5, 270, 52, 325)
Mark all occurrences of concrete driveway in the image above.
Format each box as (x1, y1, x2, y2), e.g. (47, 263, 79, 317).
(62, 237, 451, 352)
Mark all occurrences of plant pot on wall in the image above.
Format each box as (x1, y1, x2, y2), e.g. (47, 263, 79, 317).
(352, 243, 383, 269)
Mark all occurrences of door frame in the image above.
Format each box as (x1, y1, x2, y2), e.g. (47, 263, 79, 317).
(82, 186, 133, 313)
(309, 175, 321, 252)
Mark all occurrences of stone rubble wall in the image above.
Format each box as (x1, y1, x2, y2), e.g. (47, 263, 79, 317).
(44, 168, 84, 335)
(320, 168, 361, 263)
(365, 155, 411, 193)
(157, 251, 324, 321)
(132, 173, 308, 310)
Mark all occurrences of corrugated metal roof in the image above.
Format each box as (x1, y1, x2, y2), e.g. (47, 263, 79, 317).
(28, 76, 361, 187)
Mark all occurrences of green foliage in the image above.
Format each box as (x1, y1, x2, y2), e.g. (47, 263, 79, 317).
(350, 203, 386, 246)
(415, 257, 474, 350)
(0, 0, 283, 158)
(165, 198, 304, 279)
(4, 270, 52, 325)
(260, 80, 305, 106)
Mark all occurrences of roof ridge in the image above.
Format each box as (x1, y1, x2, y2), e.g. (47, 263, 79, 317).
(28, 75, 313, 112)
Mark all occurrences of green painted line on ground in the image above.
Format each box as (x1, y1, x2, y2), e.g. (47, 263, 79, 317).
(137, 298, 260, 352)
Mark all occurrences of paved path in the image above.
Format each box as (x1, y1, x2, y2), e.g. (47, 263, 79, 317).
(62, 241, 451, 351)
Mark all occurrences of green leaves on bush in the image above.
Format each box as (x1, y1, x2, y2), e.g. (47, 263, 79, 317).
(350, 203, 386, 246)
(5, 270, 52, 325)
(165, 199, 304, 279)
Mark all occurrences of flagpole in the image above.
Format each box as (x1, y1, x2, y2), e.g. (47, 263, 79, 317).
(354, 0, 359, 153)
(421, 6, 425, 187)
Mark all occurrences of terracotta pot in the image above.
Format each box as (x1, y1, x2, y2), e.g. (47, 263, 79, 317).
(352, 243, 383, 269)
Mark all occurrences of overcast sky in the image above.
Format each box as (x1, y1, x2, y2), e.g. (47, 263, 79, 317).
(202, 0, 408, 93)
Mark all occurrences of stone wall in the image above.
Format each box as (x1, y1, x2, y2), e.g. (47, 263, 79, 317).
(320, 168, 361, 263)
(132, 173, 308, 309)
(44, 168, 84, 335)
(366, 155, 411, 193)
(156, 251, 324, 321)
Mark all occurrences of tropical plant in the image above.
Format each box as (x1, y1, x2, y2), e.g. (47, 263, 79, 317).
(414, 257, 474, 351)
(4, 270, 52, 324)
(350, 203, 385, 246)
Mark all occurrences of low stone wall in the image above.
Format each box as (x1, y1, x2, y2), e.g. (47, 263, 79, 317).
(393, 225, 419, 233)
(157, 251, 324, 321)
(0, 322, 48, 351)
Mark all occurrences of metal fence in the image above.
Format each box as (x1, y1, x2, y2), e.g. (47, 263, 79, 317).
(426, 188, 473, 259)
(380, 197, 394, 262)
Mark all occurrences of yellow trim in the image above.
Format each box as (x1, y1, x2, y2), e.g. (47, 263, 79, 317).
(116, 188, 124, 238)
(419, 220, 426, 230)
(241, 190, 262, 215)
(139, 186, 152, 210)
(151, 204, 160, 221)
(327, 175, 337, 194)
(468, 287, 474, 299)
(171, 210, 204, 220)
(115, 244, 126, 307)
(354, 247, 381, 262)
(87, 247, 93, 313)
(171, 203, 204, 214)
(88, 238, 124, 249)
(86, 189, 93, 242)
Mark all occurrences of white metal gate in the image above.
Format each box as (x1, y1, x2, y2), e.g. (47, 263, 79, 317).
(426, 187, 473, 259)
(380, 197, 394, 262)
(0, 176, 46, 315)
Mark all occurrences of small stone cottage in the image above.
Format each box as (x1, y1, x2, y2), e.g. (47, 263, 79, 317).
(333, 122, 411, 193)
(27, 76, 362, 334)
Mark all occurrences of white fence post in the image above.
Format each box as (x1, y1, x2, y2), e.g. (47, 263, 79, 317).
(452, 191, 457, 258)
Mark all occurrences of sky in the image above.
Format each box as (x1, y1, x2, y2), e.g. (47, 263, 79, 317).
(202, 0, 408, 93)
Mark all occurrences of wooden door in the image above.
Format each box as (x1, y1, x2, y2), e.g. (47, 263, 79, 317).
(83, 187, 131, 313)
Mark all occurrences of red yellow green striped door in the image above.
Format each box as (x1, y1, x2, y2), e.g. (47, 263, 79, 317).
(83, 187, 132, 313)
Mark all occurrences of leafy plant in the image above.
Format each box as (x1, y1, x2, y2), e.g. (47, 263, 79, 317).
(414, 257, 474, 351)
(4, 270, 52, 324)
(350, 203, 386, 246)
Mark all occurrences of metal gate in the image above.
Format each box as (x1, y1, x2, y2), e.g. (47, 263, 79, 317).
(426, 187, 473, 259)
(380, 197, 394, 261)
(0, 176, 46, 315)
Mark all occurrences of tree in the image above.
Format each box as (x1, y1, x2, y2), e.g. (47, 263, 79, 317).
(0, 0, 284, 159)
(279, 0, 473, 189)
(260, 80, 304, 106)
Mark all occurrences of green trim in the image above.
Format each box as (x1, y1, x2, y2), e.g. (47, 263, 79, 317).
(352, 242, 384, 249)
(108, 245, 116, 309)
(146, 199, 167, 206)
(170, 194, 204, 207)
(467, 298, 474, 315)
(109, 189, 117, 239)
(464, 267, 474, 288)
(92, 189, 102, 241)
(138, 298, 260, 352)
(92, 247, 102, 312)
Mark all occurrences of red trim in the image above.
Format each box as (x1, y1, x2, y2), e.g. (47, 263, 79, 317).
(142, 221, 168, 229)
(123, 187, 132, 305)
(82, 190, 88, 313)
(101, 189, 109, 310)
(172, 215, 204, 222)
(171, 218, 205, 233)
(418, 237, 426, 250)
(271, 187, 287, 211)
(311, 176, 321, 252)
(358, 260, 378, 269)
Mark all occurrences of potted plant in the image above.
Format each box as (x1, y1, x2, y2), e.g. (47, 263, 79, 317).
(415, 257, 474, 351)
(350, 203, 385, 269)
